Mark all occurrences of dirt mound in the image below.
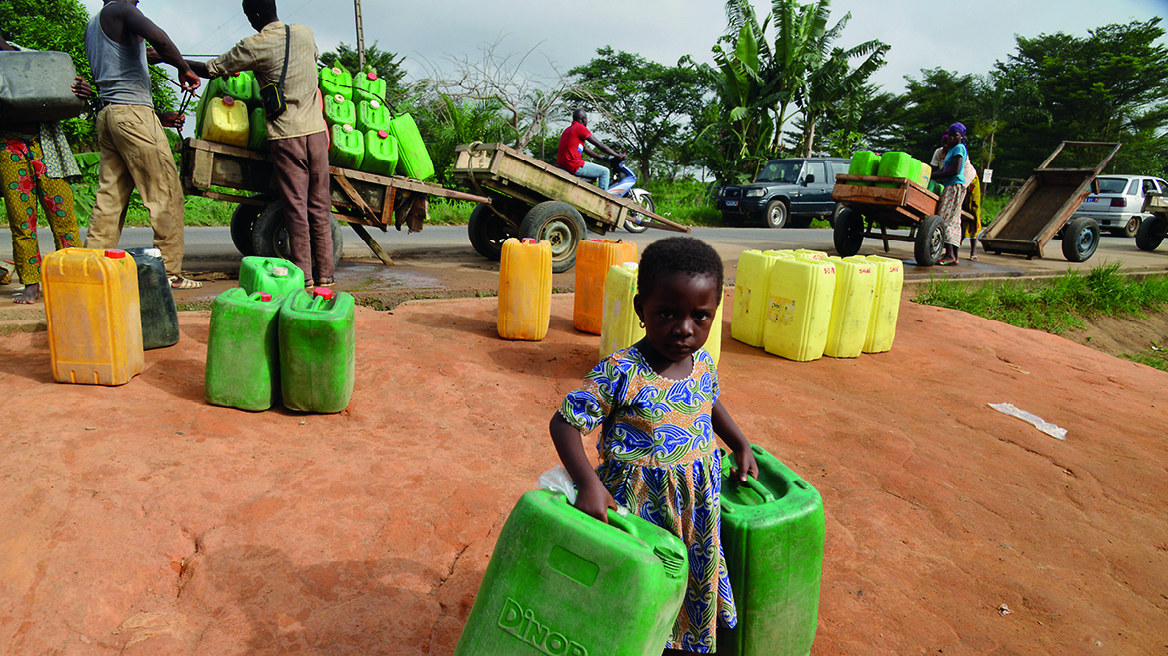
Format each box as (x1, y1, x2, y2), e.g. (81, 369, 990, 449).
(0, 295, 1165, 654)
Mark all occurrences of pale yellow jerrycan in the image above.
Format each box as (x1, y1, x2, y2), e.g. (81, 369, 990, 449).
(763, 256, 836, 361)
(732, 250, 781, 348)
(706, 293, 725, 367)
(599, 262, 643, 360)
(793, 249, 828, 260)
(42, 248, 144, 385)
(860, 255, 904, 353)
(823, 256, 877, 358)
(574, 239, 638, 334)
(202, 95, 249, 147)
(498, 238, 552, 341)
(916, 163, 932, 189)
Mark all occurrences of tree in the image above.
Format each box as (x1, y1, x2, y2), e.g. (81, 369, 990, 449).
(567, 47, 705, 182)
(320, 42, 407, 106)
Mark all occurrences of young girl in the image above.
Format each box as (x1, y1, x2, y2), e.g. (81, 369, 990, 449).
(550, 236, 759, 655)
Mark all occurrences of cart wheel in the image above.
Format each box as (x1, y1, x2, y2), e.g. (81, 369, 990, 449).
(765, 199, 788, 229)
(468, 203, 515, 262)
(1062, 217, 1099, 262)
(252, 200, 344, 268)
(1135, 215, 1167, 251)
(914, 215, 946, 266)
(832, 207, 865, 257)
(624, 191, 653, 234)
(520, 200, 587, 273)
(230, 194, 272, 257)
(829, 203, 847, 229)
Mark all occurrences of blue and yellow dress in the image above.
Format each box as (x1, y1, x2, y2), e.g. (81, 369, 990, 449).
(558, 345, 736, 653)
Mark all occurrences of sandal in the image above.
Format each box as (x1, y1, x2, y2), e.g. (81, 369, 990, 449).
(168, 275, 203, 289)
(969, 254, 979, 261)
(938, 259, 958, 267)
(317, 277, 336, 287)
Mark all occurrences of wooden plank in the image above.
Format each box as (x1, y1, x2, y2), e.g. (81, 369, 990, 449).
(332, 173, 381, 224)
(192, 148, 213, 189)
(198, 189, 267, 205)
(348, 223, 393, 265)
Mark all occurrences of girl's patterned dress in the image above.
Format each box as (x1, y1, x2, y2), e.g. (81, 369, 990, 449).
(559, 345, 736, 653)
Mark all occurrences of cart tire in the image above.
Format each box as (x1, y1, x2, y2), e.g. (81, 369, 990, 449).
(1122, 215, 1141, 238)
(914, 215, 946, 266)
(520, 201, 587, 273)
(1062, 217, 1099, 262)
(765, 199, 788, 229)
(467, 203, 515, 262)
(833, 207, 865, 257)
(1135, 215, 1167, 251)
(230, 194, 272, 256)
(252, 200, 344, 268)
(624, 191, 653, 234)
(829, 203, 846, 229)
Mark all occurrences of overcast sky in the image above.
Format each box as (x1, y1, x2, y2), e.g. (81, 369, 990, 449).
(82, 0, 1166, 121)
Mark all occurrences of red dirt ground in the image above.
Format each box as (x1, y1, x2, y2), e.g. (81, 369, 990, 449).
(1, 293, 1165, 655)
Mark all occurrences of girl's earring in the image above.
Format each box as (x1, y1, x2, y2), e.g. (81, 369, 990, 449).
(639, 320, 645, 328)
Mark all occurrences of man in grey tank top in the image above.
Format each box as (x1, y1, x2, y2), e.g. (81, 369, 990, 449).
(84, 0, 204, 289)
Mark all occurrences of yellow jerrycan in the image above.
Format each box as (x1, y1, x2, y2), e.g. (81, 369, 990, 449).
(792, 249, 828, 260)
(574, 239, 638, 334)
(763, 257, 836, 361)
(42, 248, 144, 385)
(202, 95, 249, 147)
(498, 238, 552, 341)
(599, 262, 643, 360)
(732, 250, 781, 348)
(823, 256, 877, 358)
(706, 292, 724, 366)
(860, 255, 904, 353)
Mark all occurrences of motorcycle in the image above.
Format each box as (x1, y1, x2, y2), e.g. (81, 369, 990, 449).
(603, 157, 655, 234)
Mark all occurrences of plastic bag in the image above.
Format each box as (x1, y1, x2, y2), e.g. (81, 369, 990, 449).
(988, 402, 1067, 440)
(536, 465, 629, 516)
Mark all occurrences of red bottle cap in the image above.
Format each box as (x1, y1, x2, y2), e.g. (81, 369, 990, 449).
(104, 249, 126, 259)
(313, 287, 335, 300)
(521, 238, 537, 244)
(258, 292, 272, 302)
(232, 72, 241, 77)
(223, 96, 235, 106)
(377, 129, 388, 139)
(367, 71, 377, 81)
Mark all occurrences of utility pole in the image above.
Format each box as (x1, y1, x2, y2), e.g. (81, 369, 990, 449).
(354, 0, 366, 70)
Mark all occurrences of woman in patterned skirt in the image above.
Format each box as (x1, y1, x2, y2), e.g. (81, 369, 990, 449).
(931, 123, 970, 266)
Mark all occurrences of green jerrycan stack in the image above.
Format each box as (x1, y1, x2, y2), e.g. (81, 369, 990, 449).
(248, 106, 268, 151)
(318, 65, 353, 101)
(353, 69, 387, 103)
(124, 247, 179, 350)
(453, 489, 688, 656)
(356, 99, 391, 133)
(239, 255, 306, 297)
(388, 112, 435, 180)
(329, 123, 365, 170)
(718, 444, 825, 656)
(222, 71, 259, 109)
(876, 151, 914, 188)
(846, 151, 881, 186)
(194, 76, 226, 139)
(323, 93, 357, 127)
(205, 288, 283, 411)
(279, 287, 356, 413)
(363, 129, 399, 177)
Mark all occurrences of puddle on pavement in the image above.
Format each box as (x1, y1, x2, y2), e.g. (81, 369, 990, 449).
(339, 264, 444, 291)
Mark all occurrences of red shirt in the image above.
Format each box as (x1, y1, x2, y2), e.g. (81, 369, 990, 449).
(557, 121, 591, 172)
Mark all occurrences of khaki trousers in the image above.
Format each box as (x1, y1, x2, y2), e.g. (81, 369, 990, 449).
(85, 104, 186, 275)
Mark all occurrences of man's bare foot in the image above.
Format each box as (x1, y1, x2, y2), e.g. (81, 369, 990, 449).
(15, 282, 41, 304)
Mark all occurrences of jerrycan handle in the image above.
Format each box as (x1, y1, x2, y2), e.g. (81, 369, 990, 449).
(606, 509, 686, 579)
(605, 508, 637, 537)
(738, 475, 775, 503)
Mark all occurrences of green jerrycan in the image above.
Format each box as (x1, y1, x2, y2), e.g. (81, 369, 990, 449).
(239, 255, 305, 297)
(388, 112, 435, 180)
(328, 123, 365, 170)
(363, 129, 398, 177)
(318, 65, 353, 101)
(205, 288, 283, 411)
(278, 287, 356, 413)
(718, 444, 825, 656)
(453, 489, 688, 656)
(354, 69, 387, 103)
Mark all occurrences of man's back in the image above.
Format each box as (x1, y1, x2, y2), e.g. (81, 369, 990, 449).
(557, 121, 590, 173)
(85, 4, 153, 106)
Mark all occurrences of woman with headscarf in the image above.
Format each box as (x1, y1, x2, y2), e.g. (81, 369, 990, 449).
(930, 124, 981, 260)
(929, 123, 969, 266)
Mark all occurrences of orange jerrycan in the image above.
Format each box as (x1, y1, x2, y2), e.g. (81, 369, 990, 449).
(574, 239, 638, 334)
(498, 238, 552, 341)
(599, 262, 643, 360)
(822, 256, 876, 358)
(42, 248, 144, 385)
(860, 255, 904, 353)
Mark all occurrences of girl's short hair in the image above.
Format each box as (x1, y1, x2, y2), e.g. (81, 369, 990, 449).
(637, 237, 724, 300)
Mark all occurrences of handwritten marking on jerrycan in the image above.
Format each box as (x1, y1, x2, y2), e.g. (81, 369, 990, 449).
(42, 248, 144, 385)
(453, 490, 687, 656)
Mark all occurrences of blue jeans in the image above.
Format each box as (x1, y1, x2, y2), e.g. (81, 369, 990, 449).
(574, 161, 610, 191)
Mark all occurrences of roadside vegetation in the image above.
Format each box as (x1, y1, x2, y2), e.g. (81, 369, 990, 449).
(914, 262, 1168, 370)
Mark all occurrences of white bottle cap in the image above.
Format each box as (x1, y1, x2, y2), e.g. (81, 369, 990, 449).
(144, 248, 162, 258)
(334, 93, 345, 104)
(370, 100, 380, 110)
(342, 124, 354, 133)
(271, 266, 288, 277)
(331, 66, 342, 76)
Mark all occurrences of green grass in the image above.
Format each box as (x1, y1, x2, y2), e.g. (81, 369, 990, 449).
(1119, 349, 1168, 372)
(913, 261, 1168, 334)
(980, 191, 1012, 226)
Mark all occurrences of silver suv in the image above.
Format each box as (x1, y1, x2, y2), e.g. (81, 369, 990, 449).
(1073, 175, 1167, 237)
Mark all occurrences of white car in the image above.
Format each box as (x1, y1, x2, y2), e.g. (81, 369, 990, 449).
(1073, 175, 1168, 237)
